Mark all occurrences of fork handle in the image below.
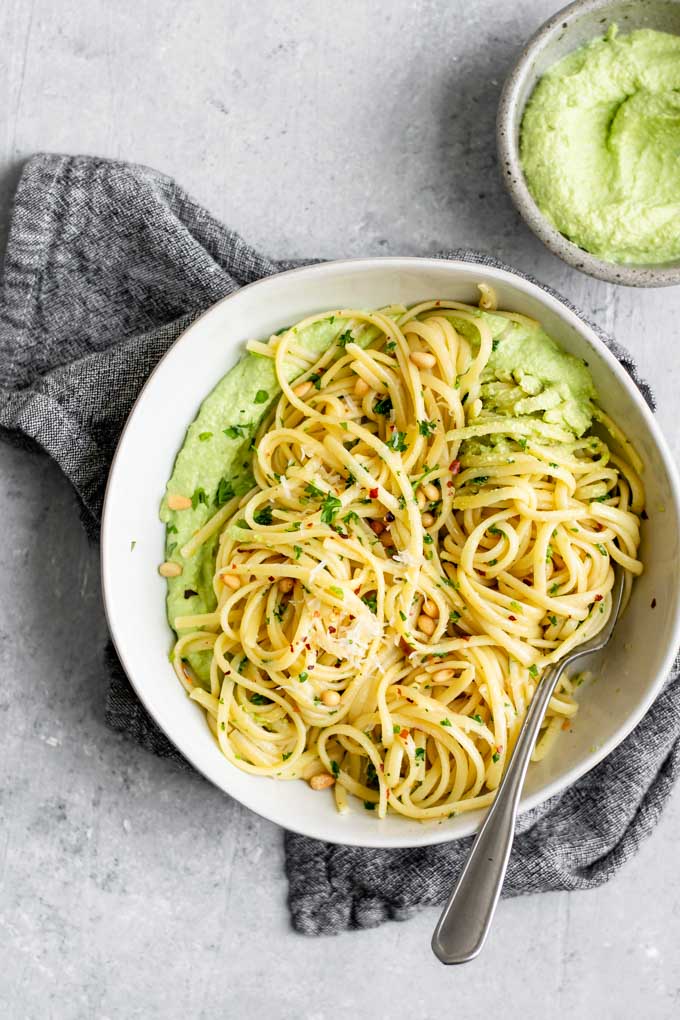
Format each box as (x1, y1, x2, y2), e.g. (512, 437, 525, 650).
(431, 660, 563, 964)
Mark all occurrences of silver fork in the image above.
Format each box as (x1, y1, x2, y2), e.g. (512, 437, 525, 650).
(431, 567, 625, 965)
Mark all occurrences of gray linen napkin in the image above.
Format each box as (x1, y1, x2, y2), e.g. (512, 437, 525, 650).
(2, 153, 679, 936)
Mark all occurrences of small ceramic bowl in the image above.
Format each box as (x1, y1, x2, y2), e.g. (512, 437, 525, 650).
(497, 0, 680, 287)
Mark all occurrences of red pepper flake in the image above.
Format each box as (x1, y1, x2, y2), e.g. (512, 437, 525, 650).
(349, 614, 355, 621)
(446, 480, 454, 488)
(449, 460, 461, 475)
(289, 645, 294, 654)
(594, 594, 603, 602)
(399, 727, 409, 739)
(460, 635, 470, 641)
(369, 487, 379, 499)
(508, 615, 517, 621)
(329, 626, 336, 634)
(641, 509, 648, 520)
(562, 720, 570, 731)
(268, 576, 275, 582)
(378, 762, 384, 771)
(651, 598, 657, 609)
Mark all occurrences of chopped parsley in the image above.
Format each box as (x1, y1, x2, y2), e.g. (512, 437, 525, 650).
(294, 545, 302, 559)
(337, 330, 353, 347)
(545, 545, 553, 562)
(374, 395, 393, 416)
(361, 593, 378, 614)
(304, 481, 325, 500)
(548, 614, 558, 626)
(393, 723, 401, 734)
(596, 543, 608, 556)
(449, 610, 461, 624)
(415, 747, 425, 761)
(329, 585, 344, 599)
(298, 671, 308, 683)
(488, 524, 502, 536)
(254, 389, 269, 404)
(167, 524, 178, 535)
(191, 487, 208, 510)
(287, 521, 302, 532)
(309, 372, 322, 390)
(423, 534, 433, 545)
(363, 801, 376, 811)
(330, 760, 340, 777)
(250, 693, 271, 706)
(273, 604, 286, 623)
(528, 664, 539, 678)
(549, 583, 560, 595)
(282, 751, 293, 761)
(472, 714, 483, 724)
(342, 510, 360, 526)
(223, 423, 250, 439)
(253, 506, 273, 526)
(386, 430, 408, 452)
(418, 419, 437, 437)
(492, 751, 501, 763)
(440, 718, 452, 727)
(198, 431, 213, 441)
(320, 492, 342, 524)
(385, 340, 397, 352)
(214, 477, 235, 507)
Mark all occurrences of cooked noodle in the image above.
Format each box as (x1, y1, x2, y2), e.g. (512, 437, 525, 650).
(167, 293, 643, 821)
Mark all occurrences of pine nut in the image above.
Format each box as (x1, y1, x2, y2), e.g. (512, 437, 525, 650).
(421, 512, 435, 527)
(321, 690, 341, 707)
(293, 381, 313, 398)
(278, 577, 294, 594)
(309, 773, 335, 790)
(423, 482, 440, 502)
(222, 574, 241, 590)
(159, 561, 182, 577)
(432, 668, 454, 683)
(417, 614, 436, 636)
(369, 520, 385, 535)
(422, 599, 438, 619)
(354, 377, 370, 397)
(469, 397, 483, 420)
(409, 351, 436, 370)
(416, 489, 427, 510)
(167, 493, 192, 511)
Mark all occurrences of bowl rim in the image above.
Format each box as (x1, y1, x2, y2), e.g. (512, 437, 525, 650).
(101, 255, 680, 848)
(496, 0, 680, 288)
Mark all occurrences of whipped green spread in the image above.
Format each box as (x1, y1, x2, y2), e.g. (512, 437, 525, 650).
(162, 308, 595, 682)
(521, 26, 680, 264)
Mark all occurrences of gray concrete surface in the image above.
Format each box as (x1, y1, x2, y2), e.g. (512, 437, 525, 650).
(1, 1, 679, 1017)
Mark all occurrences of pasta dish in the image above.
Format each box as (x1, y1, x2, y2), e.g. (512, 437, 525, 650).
(159, 288, 643, 821)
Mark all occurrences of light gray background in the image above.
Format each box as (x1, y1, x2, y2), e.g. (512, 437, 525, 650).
(1, 1, 679, 1018)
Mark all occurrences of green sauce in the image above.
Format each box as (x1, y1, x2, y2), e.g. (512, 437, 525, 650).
(521, 26, 680, 264)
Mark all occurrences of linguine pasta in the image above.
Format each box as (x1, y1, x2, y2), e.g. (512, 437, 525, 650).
(165, 292, 643, 821)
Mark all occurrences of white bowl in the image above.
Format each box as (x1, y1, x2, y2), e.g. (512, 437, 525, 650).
(101, 258, 680, 848)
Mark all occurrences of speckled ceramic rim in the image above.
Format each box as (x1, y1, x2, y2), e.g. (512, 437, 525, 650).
(497, 0, 680, 288)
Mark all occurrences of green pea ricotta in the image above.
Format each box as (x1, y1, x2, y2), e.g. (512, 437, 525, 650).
(521, 25, 680, 264)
